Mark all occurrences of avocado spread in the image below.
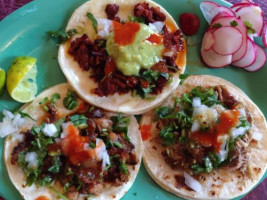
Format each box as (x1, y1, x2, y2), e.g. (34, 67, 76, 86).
(106, 24, 164, 76)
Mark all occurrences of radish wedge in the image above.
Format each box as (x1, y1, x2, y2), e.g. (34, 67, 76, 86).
(244, 44, 266, 72)
(202, 31, 215, 51)
(201, 48, 232, 68)
(212, 26, 243, 55)
(200, 1, 220, 24)
(211, 16, 247, 62)
(233, 37, 257, 68)
(235, 5, 264, 36)
(263, 23, 267, 48)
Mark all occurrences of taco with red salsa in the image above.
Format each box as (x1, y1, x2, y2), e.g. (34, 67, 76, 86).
(4, 83, 142, 200)
(58, 0, 186, 114)
(140, 75, 267, 199)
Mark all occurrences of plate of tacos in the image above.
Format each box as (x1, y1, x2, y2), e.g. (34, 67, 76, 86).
(0, 0, 267, 199)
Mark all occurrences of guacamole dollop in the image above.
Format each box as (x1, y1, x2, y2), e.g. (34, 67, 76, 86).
(106, 23, 164, 76)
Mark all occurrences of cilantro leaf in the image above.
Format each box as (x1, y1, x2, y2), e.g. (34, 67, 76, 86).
(47, 29, 77, 44)
(128, 15, 145, 23)
(63, 91, 78, 110)
(212, 23, 222, 29)
(17, 111, 36, 121)
(87, 12, 98, 33)
(230, 20, 238, 27)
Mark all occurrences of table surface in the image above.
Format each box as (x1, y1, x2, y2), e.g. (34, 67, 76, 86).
(0, 0, 266, 200)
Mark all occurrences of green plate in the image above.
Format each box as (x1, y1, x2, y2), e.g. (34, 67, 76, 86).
(0, 0, 266, 199)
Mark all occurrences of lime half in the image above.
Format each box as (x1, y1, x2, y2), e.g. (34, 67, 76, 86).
(6, 56, 37, 103)
(0, 68, 6, 95)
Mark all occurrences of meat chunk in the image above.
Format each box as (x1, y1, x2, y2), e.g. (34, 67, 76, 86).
(134, 3, 166, 24)
(105, 4, 120, 20)
(214, 85, 239, 109)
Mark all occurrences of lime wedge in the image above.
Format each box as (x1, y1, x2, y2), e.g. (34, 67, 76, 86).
(6, 56, 37, 103)
(0, 68, 6, 95)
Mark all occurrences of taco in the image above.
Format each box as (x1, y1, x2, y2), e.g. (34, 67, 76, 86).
(140, 75, 267, 199)
(4, 83, 142, 200)
(58, 0, 186, 115)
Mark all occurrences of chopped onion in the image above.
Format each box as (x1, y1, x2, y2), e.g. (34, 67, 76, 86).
(191, 120, 200, 132)
(97, 18, 113, 38)
(12, 133, 25, 142)
(0, 110, 26, 138)
(61, 122, 72, 138)
(231, 127, 248, 139)
(3, 110, 14, 120)
(163, 50, 174, 57)
(252, 132, 262, 141)
(42, 123, 58, 137)
(184, 172, 202, 193)
(25, 152, 38, 169)
(238, 108, 246, 118)
(149, 21, 165, 33)
(192, 97, 201, 107)
(102, 150, 110, 171)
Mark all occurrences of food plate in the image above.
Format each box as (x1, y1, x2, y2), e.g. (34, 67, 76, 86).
(0, 0, 266, 199)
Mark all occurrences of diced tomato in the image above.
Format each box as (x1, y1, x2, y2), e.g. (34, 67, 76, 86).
(140, 124, 152, 141)
(146, 34, 163, 45)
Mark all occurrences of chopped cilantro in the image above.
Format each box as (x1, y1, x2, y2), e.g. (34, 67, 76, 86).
(63, 90, 78, 110)
(119, 160, 128, 175)
(111, 113, 131, 142)
(47, 29, 77, 44)
(128, 15, 145, 23)
(244, 21, 256, 34)
(90, 142, 96, 148)
(230, 20, 238, 27)
(17, 111, 36, 121)
(212, 23, 222, 29)
(48, 156, 61, 173)
(87, 12, 98, 33)
(70, 114, 88, 129)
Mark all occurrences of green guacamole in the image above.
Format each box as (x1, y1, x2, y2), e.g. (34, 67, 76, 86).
(106, 24, 164, 76)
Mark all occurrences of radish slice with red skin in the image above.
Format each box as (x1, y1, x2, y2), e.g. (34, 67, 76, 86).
(211, 16, 247, 62)
(211, 11, 235, 24)
(263, 23, 267, 48)
(231, 3, 258, 12)
(235, 5, 264, 36)
(212, 26, 243, 55)
(244, 44, 266, 72)
(200, 2, 235, 24)
(202, 31, 215, 51)
(200, 1, 220, 24)
(232, 37, 257, 68)
(201, 47, 232, 68)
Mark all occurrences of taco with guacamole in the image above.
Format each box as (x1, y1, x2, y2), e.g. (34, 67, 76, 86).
(4, 83, 142, 200)
(140, 75, 267, 199)
(58, 0, 186, 114)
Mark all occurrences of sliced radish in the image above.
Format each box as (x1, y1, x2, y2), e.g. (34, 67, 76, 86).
(235, 5, 264, 36)
(212, 26, 243, 55)
(211, 16, 247, 62)
(263, 23, 267, 48)
(244, 44, 266, 72)
(200, 1, 221, 24)
(201, 48, 232, 68)
(211, 11, 235, 24)
(232, 37, 257, 68)
(202, 31, 215, 51)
